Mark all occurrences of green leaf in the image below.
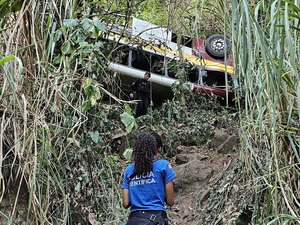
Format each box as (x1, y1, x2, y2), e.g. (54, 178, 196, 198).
(81, 18, 93, 31)
(104, 155, 119, 163)
(75, 182, 81, 192)
(83, 77, 92, 87)
(90, 26, 98, 39)
(93, 86, 102, 100)
(124, 103, 133, 115)
(52, 55, 62, 65)
(0, 55, 15, 65)
(120, 112, 137, 133)
(71, 29, 86, 43)
(95, 41, 104, 48)
(79, 41, 89, 47)
(0, 55, 23, 78)
(89, 131, 101, 144)
(61, 40, 71, 54)
(82, 100, 91, 111)
(53, 29, 63, 42)
(90, 96, 96, 106)
(63, 19, 79, 28)
(82, 78, 102, 104)
(82, 78, 93, 96)
(122, 148, 133, 161)
(93, 18, 107, 32)
(0, 0, 22, 18)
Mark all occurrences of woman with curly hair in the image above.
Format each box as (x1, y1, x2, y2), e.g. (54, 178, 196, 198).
(122, 132, 176, 225)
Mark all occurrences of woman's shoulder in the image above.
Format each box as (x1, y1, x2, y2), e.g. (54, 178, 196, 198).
(154, 159, 171, 166)
(124, 163, 135, 173)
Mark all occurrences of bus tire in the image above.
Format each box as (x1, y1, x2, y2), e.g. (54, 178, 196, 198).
(205, 34, 231, 58)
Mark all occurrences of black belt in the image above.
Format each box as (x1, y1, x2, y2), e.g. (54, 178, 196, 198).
(129, 210, 168, 221)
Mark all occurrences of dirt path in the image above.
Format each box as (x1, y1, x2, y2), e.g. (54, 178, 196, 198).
(168, 129, 240, 225)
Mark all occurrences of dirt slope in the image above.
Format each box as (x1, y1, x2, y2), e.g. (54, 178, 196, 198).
(169, 148, 237, 224)
(168, 128, 250, 225)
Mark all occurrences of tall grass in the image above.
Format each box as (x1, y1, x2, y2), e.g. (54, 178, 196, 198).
(232, 0, 300, 224)
(0, 0, 134, 224)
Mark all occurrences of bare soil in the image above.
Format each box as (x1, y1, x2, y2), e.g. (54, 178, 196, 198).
(167, 128, 252, 225)
(169, 145, 238, 225)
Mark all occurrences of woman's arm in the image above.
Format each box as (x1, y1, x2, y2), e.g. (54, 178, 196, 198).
(122, 189, 130, 209)
(165, 181, 175, 206)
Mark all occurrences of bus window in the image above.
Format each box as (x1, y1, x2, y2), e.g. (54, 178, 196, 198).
(182, 36, 192, 48)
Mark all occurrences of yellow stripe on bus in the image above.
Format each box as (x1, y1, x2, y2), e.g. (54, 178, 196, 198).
(149, 45, 234, 75)
(107, 33, 234, 75)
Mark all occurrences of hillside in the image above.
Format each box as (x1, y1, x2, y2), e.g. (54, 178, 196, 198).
(1, 0, 300, 225)
(1, 95, 249, 225)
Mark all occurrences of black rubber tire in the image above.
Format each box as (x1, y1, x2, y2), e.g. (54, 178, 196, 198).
(205, 34, 231, 58)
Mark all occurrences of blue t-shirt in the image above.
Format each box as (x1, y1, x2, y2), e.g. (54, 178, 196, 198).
(122, 159, 176, 212)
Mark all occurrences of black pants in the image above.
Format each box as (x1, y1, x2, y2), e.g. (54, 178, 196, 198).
(135, 97, 149, 117)
(126, 211, 170, 225)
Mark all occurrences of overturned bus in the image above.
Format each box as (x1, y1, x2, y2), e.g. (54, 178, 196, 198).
(106, 17, 237, 101)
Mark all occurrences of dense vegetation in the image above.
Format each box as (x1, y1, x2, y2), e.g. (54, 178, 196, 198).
(0, 0, 299, 224)
(233, 1, 300, 224)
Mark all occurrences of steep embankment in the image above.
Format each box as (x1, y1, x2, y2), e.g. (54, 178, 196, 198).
(169, 128, 252, 225)
(0, 95, 252, 225)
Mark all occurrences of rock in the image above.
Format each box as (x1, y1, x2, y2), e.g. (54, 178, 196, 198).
(200, 190, 211, 203)
(211, 129, 230, 149)
(217, 135, 239, 154)
(197, 155, 209, 161)
(174, 160, 213, 192)
(175, 154, 190, 165)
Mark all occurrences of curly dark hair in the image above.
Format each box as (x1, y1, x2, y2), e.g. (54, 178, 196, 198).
(132, 132, 157, 176)
(150, 131, 162, 149)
